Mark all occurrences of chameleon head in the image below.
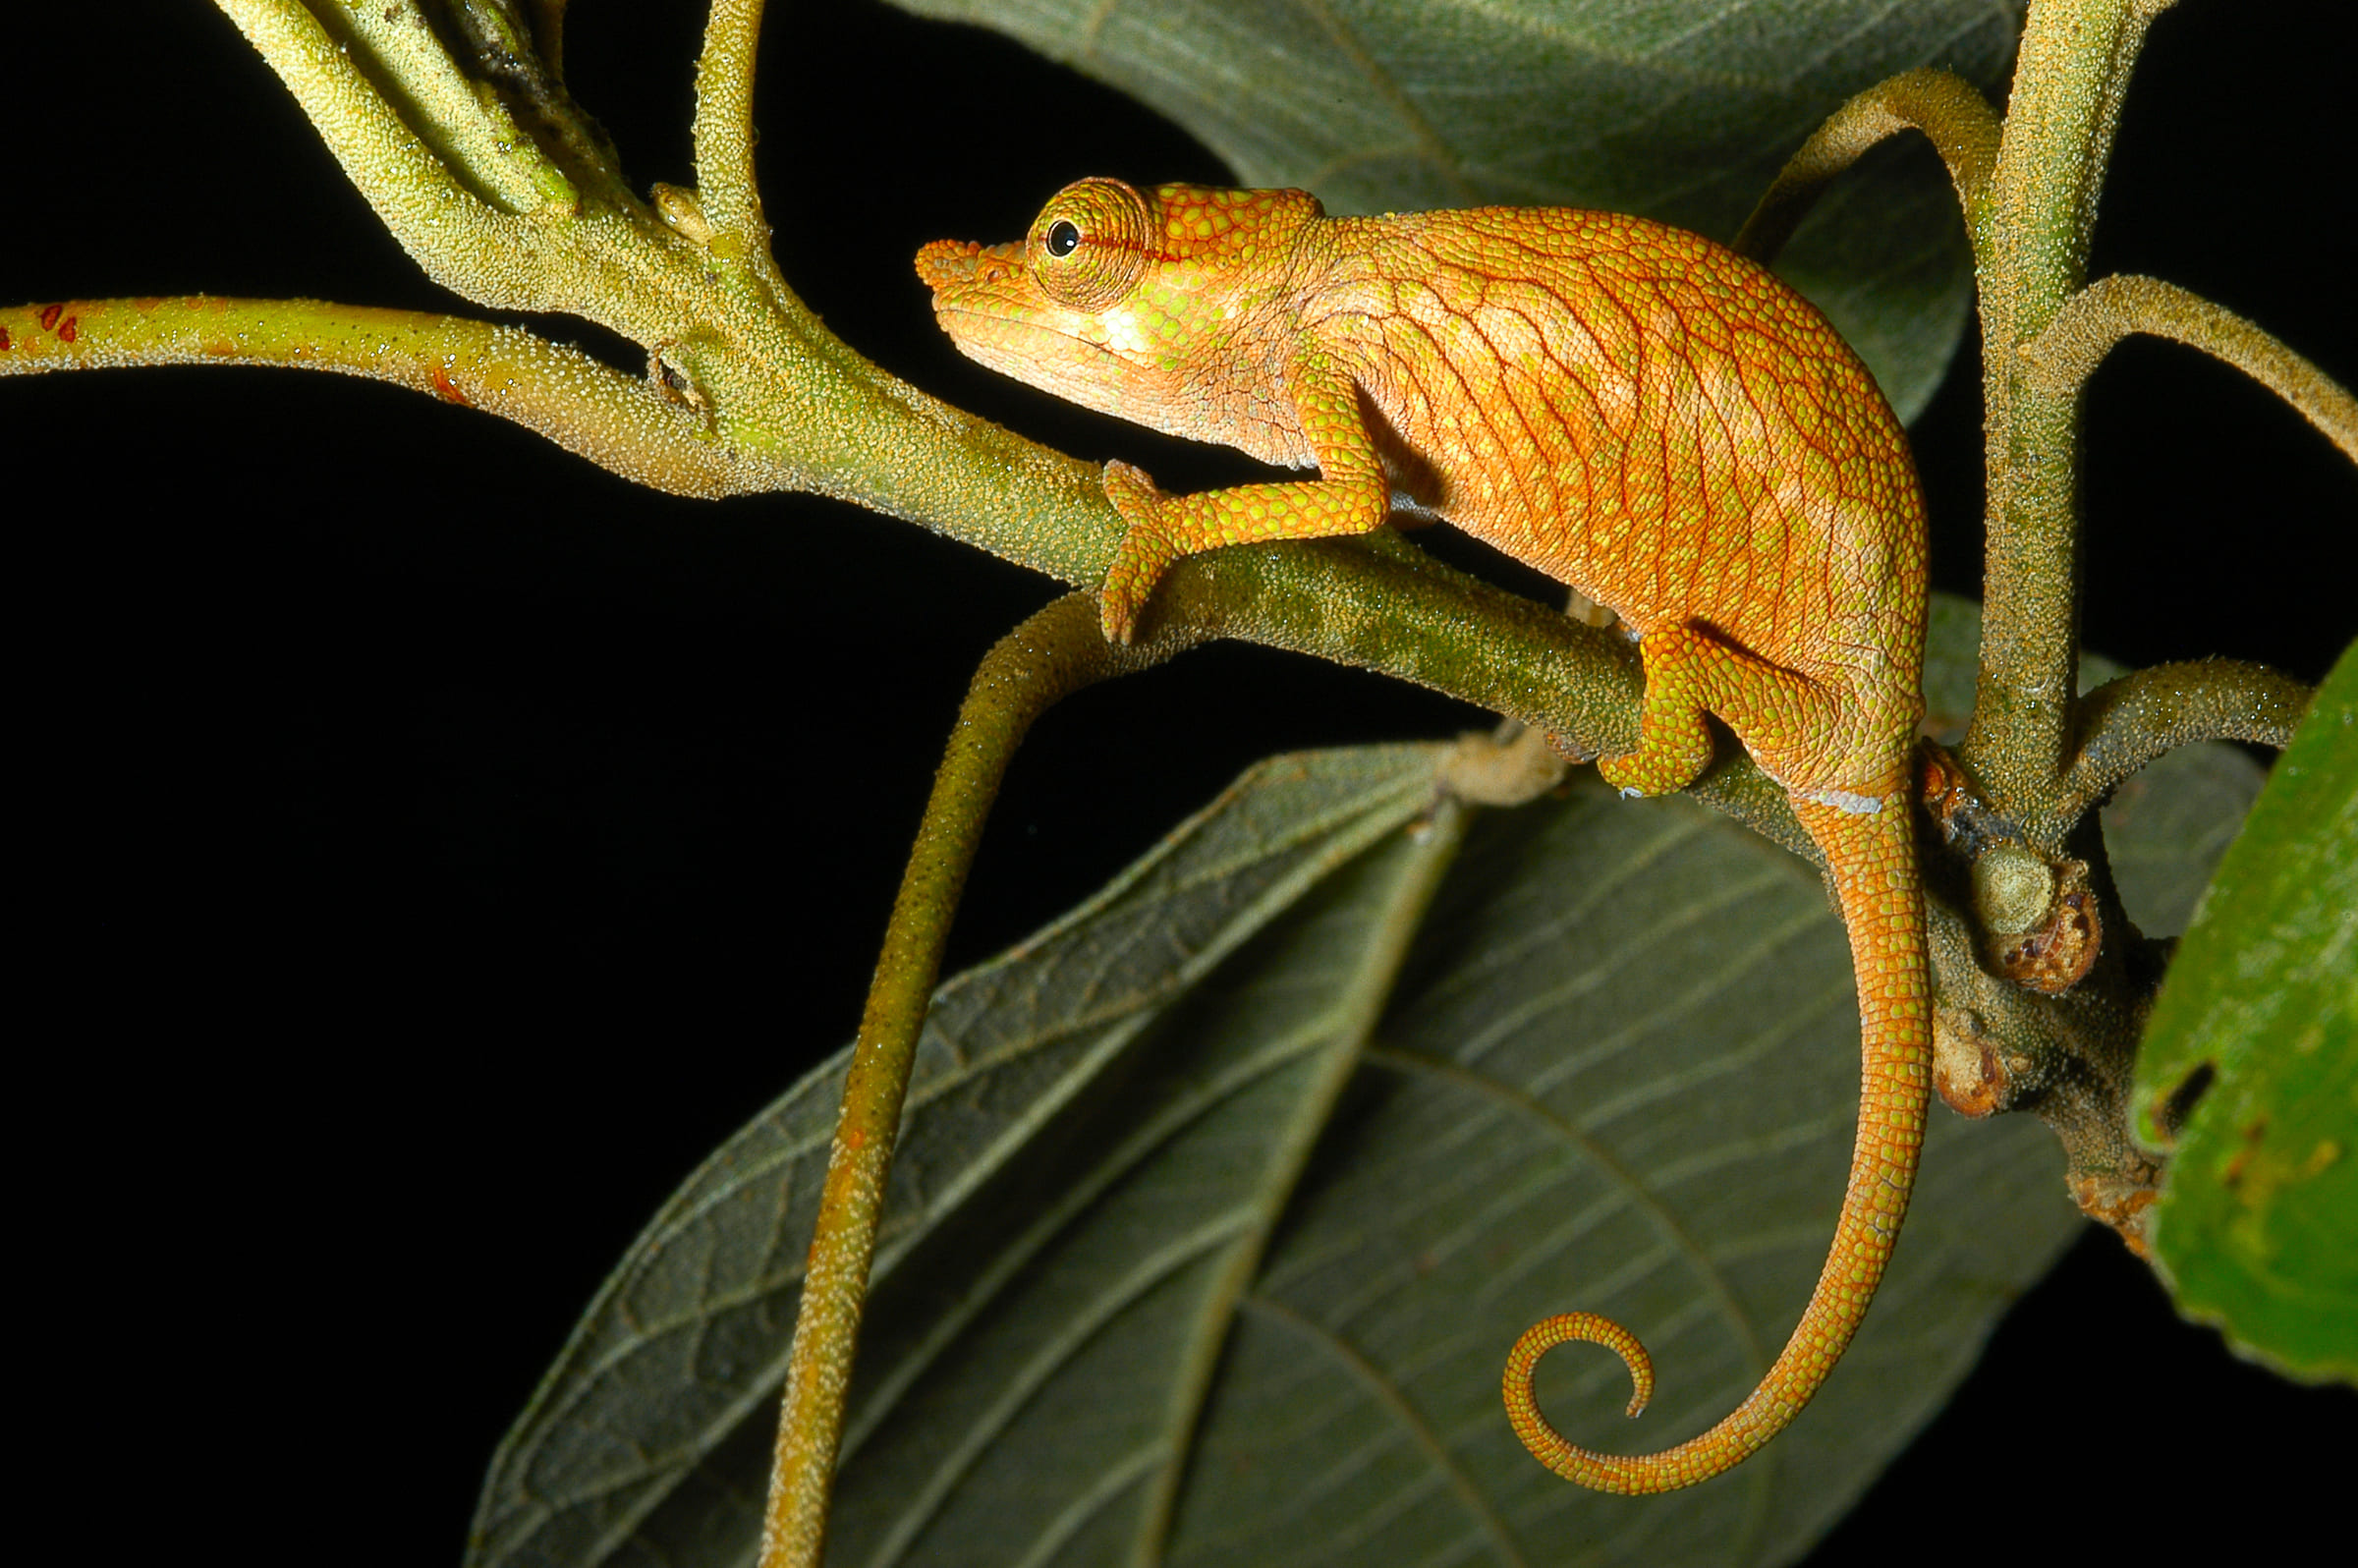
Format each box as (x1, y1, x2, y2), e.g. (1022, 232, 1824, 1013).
(916, 177, 1323, 439)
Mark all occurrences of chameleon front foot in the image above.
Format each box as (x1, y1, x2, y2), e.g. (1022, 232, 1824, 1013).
(1098, 459, 1180, 643)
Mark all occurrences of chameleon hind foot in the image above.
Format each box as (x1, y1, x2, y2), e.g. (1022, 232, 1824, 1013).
(1597, 624, 1727, 798)
(1600, 622, 1848, 799)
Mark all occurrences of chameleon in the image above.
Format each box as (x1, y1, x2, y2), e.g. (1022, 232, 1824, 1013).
(916, 178, 1930, 1494)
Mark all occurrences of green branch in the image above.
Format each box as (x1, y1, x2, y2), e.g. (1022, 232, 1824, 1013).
(692, 0, 781, 289)
(0, 295, 748, 495)
(1734, 69, 2001, 274)
(1966, 0, 2176, 839)
(2024, 274, 2358, 464)
(1, 295, 1696, 846)
(761, 595, 1198, 1568)
(2062, 660, 2314, 819)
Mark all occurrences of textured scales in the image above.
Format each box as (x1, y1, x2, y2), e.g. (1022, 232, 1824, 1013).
(918, 179, 1932, 1493)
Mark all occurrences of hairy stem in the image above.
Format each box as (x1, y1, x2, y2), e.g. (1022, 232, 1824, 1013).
(2024, 274, 2358, 463)
(2062, 660, 2314, 818)
(694, 0, 785, 290)
(761, 595, 1196, 1568)
(2, 299, 1695, 833)
(1734, 68, 2002, 272)
(1967, 0, 2176, 841)
(0, 295, 743, 493)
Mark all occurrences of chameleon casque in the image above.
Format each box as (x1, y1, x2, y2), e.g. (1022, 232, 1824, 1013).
(917, 178, 1930, 1494)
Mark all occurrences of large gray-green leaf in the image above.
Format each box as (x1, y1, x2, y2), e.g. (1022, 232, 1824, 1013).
(468, 745, 1445, 1566)
(891, 0, 2023, 420)
(470, 752, 2078, 1568)
(470, 594, 2262, 1568)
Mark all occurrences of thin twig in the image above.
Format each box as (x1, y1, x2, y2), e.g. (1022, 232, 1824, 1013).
(758, 595, 1200, 1568)
(1734, 69, 2001, 270)
(0, 296, 756, 496)
(2062, 659, 2314, 818)
(2025, 274, 2358, 464)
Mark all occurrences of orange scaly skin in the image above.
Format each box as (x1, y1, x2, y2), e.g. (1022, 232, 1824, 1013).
(918, 180, 1931, 1493)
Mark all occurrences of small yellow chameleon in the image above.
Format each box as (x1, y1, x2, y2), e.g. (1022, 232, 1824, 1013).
(918, 178, 1930, 1493)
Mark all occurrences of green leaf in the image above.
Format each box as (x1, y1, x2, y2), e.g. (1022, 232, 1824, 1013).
(472, 753, 2079, 1568)
(467, 744, 1445, 1567)
(889, 0, 2019, 421)
(2135, 640, 2358, 1385)
(468, 598, 2263, 1568)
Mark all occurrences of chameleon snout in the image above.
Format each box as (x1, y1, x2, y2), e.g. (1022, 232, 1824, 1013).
(914, 238, 1024, 293)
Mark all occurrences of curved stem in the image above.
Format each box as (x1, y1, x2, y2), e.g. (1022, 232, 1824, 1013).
(759, 595, 1199, 1568)
(1733, 68, 2001, 272)
(2061, 660, 2314, 818)
(2025, 274, 2358, 464)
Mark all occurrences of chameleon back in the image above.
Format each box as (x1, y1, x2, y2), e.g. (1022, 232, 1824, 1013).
(1291, 205, 1927, 788)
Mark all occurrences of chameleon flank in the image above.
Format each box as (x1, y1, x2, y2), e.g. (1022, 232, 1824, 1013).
(918, 178, 1931, 1493)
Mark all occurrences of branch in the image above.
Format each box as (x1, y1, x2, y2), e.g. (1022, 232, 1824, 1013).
(2024, 274, 2358, 465)
(1965, 0, 2178, 840)
(0, 296, 750, 498)
(98, 4, 1823, 868)
(761, 595, 1198, 1568)
(693, 0, 783, 287)
(2061, 659, 2314, 818)
(213, 0, 579, 311)
(1734, 69, 2001, 272)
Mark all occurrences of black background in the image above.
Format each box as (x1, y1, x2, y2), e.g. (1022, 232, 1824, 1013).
(7, 3, 2351, 1562)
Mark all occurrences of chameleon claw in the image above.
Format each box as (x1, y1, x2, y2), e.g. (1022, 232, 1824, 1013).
(1101, 458, 1161, 517)
(1096, 582, 1142, 644)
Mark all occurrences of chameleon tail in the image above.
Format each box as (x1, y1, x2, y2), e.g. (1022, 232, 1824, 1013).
(1503, 788, 1930, 1493)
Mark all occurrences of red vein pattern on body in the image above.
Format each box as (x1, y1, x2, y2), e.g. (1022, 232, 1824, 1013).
(919, 179, 1931, 1493)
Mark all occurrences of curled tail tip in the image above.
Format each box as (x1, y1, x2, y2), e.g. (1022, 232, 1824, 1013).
(1506, 1312, 1656, 1424)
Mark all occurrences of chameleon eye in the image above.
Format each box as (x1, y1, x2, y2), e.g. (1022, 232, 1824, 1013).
(1030, 178, 1153, 311)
